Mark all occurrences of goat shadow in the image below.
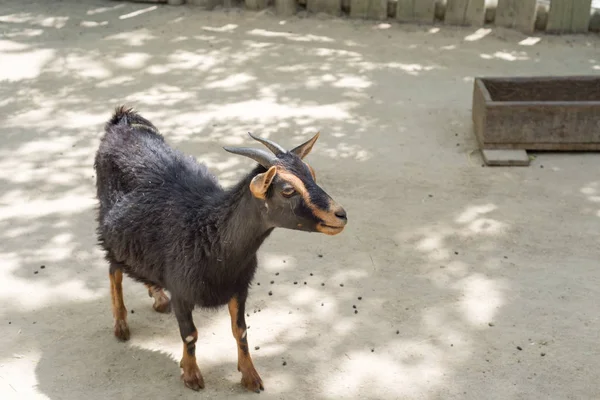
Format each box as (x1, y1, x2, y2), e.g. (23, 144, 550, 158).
(29, 298, 285, 399)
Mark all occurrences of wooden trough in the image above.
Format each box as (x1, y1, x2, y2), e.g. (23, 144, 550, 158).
(472, 76, 600, 166)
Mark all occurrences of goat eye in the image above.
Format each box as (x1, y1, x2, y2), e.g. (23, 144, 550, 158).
(281, 187, 296, 198)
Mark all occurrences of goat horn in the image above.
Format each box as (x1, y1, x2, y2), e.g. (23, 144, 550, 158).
(223, 146, 278, 168)
(290, 131, 320, 159)
(248, 132, 286, 156)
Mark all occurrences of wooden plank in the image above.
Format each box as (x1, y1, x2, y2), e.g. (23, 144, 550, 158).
(245, 0, 268, 10)
(396, 0, 414, 21)
(547, 0, 573, 31)
(350, 0, 387, 19)
(571, 0, 593, 31)
(397, 0, 435, 23)
(591, 9, 600, 31)
(495, 0, 537, 32)
(414, 0, 436, 22)
(445, 0, 469, 25)
(464, 0, 486, 25)
(547, 0, 592, 33)
(307, 0, 342, 15)
(275, 0, 297, 15)
(445, 0, 485, 25)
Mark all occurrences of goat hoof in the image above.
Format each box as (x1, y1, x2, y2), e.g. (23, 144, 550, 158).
(181, 368, 205, 391)
(114, 320, 130, 341)
(152, 297, 171, 313)
(241, 371, 264, 393)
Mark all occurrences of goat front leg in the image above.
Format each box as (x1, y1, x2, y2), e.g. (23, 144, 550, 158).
(228, 292, 264, 393)
(172, 297, 205, 391)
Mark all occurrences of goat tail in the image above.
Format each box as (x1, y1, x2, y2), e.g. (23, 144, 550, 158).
(105, 105, 160, 136)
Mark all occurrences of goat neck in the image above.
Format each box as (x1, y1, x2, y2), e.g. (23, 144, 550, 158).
(218, 166, 274, 260)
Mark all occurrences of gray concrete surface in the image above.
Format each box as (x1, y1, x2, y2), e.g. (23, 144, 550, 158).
(1, 1, 599, 399)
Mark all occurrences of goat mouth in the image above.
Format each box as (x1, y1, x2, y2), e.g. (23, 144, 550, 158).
(317, 223, 345, 235)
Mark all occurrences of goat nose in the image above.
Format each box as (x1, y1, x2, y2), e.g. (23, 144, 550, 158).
(334, 208, 347, 221)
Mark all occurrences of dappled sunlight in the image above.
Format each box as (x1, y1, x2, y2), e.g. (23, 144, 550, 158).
(57, 51, 113, 79)
(519, 37, 542, 46)
(322, 142, 372, 161)
(119, 5, 157, 20)
(79, 20, 108, 28)
(205, 72, 257, 89)
(87, 4, 126, 15)
(0, 13, 69, 28)
(0, 349, 44, 395)
(104, 29, 157, 46)
(322, 348, 444, 398)
(203, 23, 239, 33)
(464, 28, 492, 42)
(0, 194, 95, 220)
(0, 252, 102, 310)
(390, 201, 511, 392)
(480, 50, 529, 61)
(581, 181, 600, 217)
(121, 83, 196, 106)
(1, 1, 599, 399)
(0, 44, 54, 82)
(455, 273, 505, 327)
(112, 52, 152, 69)
(247, 28, 335, 43)
(455, 203, 508, 236)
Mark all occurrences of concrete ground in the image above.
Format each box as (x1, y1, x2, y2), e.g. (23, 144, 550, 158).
(1, 1, 600, 399)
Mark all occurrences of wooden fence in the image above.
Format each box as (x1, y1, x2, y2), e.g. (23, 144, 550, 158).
(130, 0, 600, 33)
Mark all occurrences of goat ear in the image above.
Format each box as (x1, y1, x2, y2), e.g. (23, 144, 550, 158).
(290, 132, 320, 159)
(304, 161, 316, 181)
(249, 166, 277, 199)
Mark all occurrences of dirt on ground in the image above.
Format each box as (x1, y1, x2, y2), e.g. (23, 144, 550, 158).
(1, 1, 599, 399)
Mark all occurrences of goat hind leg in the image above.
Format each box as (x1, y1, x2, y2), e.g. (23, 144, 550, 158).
(172, 297, 204, 391)
(145, 283, 171, 313)
(109, 265, 130, 341)
(228, 292, 264, 393)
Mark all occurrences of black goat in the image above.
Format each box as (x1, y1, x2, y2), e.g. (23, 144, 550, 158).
(94, 106, 348, 393)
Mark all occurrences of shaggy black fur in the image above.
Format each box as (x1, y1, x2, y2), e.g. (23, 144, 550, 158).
(93, 106, 347, 392)
(95, 106, 272, 309)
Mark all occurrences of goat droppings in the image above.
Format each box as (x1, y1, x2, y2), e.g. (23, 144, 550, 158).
(268, 291, 272, 296)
